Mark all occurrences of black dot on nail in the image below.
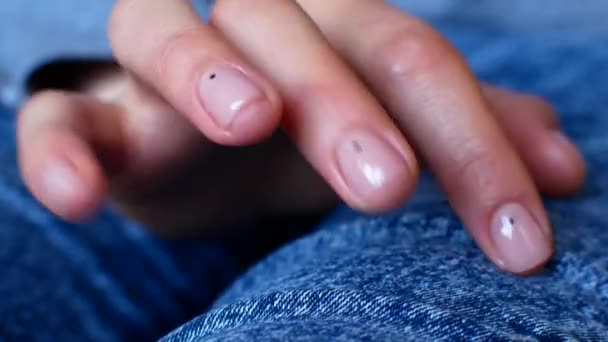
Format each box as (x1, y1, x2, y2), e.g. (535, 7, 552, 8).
(209, 73, 216, 80)
(509, 217, 515, 225)
(352, 141, 363, 153)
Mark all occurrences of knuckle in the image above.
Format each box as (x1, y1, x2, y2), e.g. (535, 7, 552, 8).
(450, 140, 496, 185)
(155, 27, 202, 81)
(108, 0, 138, 49)
(373, 20, 454, 81)
(211, 0, 260, 23)
(110, 0, 206, 86)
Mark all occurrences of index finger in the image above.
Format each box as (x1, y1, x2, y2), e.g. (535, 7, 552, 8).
(109, 0, 282, 145)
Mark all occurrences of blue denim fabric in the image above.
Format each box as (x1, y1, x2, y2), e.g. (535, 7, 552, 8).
(0, 103, 299, 339)
(159, 29, 608, 341)
(0, 27, 606, 340)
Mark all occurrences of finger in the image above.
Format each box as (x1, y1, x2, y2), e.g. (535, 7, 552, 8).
(28, 60, 209, 189)
(18, 91, 120, 220)
(483, 85, 586, 196)
(19, 65, 226, 231)
(210, 0, 419, 212)
(109, 0, 282, 145)
(304, 0, 551, 274)
(82, 68, 208, 192)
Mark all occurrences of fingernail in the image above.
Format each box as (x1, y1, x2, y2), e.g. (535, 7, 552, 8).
(336, 130, 409, 200)
(198, 65, 268, 128)
(490, 203, 551, 273)
(42, 158, 82, 206)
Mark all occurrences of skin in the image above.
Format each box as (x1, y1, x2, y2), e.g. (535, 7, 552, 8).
(17, 0, 585, 275)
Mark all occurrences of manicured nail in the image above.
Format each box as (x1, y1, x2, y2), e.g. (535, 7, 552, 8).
(490, 203, 551, 273)
(41, 158, 83, 207)
(336, 130, 409, 200)
(198, 65, 268, 128)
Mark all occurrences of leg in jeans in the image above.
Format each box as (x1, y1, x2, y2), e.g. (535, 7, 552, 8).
(162, 28, 608, 341)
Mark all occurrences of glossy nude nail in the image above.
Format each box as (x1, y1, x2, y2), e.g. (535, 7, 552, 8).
(490, 203, 551, 273)
(336, 130, 410, 202)
(198, 65, 268, 128)
(42, 158, 83, 207)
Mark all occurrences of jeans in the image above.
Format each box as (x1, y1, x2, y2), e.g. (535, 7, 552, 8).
(0, 26, 607, 341)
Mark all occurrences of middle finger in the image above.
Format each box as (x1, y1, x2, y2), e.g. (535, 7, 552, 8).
(302, 0, 552, 274)
(210, 0, 419, 212)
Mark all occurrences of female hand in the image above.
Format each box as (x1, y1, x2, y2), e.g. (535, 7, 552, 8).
(18, 0, 585, 274)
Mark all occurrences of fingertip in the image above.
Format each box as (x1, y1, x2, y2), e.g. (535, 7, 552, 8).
(547, 132, 586, 193)
(513, 259, 552, 276)
(364, 159, 419, 214)
(227, 98, 283, 145)
(488, 202, 553, 275)
(32, 139, 107, 222)
(536, 131, 586, 196)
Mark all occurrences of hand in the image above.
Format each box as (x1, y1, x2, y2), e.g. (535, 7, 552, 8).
(18, 0, 585, 274)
